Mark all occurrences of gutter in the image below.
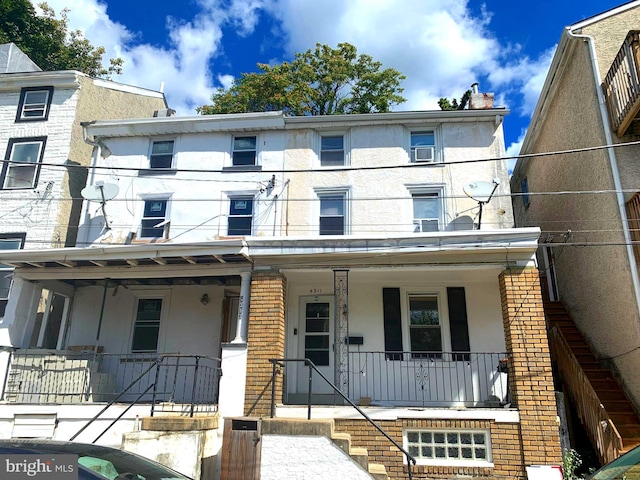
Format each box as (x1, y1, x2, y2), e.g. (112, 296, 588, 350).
(566, 28, 640, 336)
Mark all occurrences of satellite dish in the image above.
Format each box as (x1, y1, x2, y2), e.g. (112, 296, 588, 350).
(81, 181, 119, 231)
(81, 181, 119, 202)
(463, 180, 499, 203)
(462, 178, 500, 229)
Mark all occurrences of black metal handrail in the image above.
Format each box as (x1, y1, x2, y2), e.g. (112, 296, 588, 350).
(269, 358, 416, 480)
(68, 354, 221, 443)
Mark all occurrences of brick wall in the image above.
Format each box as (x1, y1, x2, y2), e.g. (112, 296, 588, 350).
(499, 267, 562, 466)
(244, 272, 287, 417)
(334, 418, 524, 480)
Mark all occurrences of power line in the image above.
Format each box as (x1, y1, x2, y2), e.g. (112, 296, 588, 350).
(2, 137, 640, 175)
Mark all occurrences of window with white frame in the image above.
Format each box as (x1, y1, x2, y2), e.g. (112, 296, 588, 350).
(16, 87, 54, 122)
(412, 190, 443, 232)
(140, 199, 168, 239)
(410, 131, 436, 162)
(405, 429, 491, 465)
(228, 196, 254, 236)
(1, 137, 47, 190)
(320, 135, 345, 167)
(408, 294, 442, 357)
(149, 140, 175, 169)
(232, 135, 257, 166)
(131, 298, 162, 352)
(0, 233, 26, 317)
(318, 192, 347, 235)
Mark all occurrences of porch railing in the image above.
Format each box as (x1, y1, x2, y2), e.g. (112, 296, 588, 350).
(270, 358, 417, 480)
(549, 327, 623, 464)
(1, 350, 221, 413)
(346, 351, 510, 408)
(603, 30, 640, 137)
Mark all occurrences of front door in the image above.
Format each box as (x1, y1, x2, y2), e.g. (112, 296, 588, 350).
(298, 296, 334, 394)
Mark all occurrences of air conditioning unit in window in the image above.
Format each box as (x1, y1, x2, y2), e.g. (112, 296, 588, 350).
(413, 219, 439, 232)
(413, 146, 435, 162)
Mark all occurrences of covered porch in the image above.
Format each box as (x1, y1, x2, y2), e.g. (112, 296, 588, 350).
(0, 241, 253, 418)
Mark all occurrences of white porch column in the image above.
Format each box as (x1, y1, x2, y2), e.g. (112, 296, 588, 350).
(217, 342, 248, 418)
(232, 272, 251, 343)
(0, 276, 42, 347)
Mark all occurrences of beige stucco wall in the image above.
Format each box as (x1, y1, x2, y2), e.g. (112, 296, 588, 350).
(54, 76, 166, 247)
(581, 7, 640, 81)
(285, 119, 513, 237)
(512, 25, 640, 406)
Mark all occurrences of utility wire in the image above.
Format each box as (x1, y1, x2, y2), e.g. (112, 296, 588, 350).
(2, 138, 640, 175)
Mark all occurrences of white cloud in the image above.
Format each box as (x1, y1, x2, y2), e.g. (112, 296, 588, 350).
(505, 129, 527, 174)
(29, 0, 265, 114)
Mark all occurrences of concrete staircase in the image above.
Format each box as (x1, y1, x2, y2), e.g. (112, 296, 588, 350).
(545, 301, 640, 453)
(261, 418, 388, 479)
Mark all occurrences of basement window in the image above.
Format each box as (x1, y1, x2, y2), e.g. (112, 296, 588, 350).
(404, 429, 492, 467)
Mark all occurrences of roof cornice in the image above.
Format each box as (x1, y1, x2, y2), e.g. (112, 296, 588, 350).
(86, 108, 509, 139)
(0, 70, 81, 91)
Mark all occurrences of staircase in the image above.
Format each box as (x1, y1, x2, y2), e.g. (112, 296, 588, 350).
(545, 301, 640, 459)
(261, 418, 388, 479)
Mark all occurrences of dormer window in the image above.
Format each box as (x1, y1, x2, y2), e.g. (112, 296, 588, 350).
(16, 87, 54, 122)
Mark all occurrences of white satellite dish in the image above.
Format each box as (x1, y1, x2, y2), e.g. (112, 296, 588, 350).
(81, 182, 119, 230)
(81, 181, 119, 202)
(462, 178, 500, 229)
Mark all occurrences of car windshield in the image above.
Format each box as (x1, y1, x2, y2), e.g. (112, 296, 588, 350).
(0, 442, 191, 480)
(589, 446, 640, 479)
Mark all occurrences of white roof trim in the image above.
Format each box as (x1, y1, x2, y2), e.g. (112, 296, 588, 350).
(85, 109, 509, 139)
(571, 0, 640, 30)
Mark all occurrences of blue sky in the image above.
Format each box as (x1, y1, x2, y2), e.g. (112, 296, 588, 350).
(35, 0, 629, 155)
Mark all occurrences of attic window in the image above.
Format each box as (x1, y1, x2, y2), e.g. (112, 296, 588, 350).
(16, 87, 54, 122)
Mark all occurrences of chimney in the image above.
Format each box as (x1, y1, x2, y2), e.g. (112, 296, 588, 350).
(469, 82, 494, 109)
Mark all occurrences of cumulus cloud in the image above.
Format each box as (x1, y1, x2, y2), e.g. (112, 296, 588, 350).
(31, 0, 260, 114)
(30, 0, 554, 120)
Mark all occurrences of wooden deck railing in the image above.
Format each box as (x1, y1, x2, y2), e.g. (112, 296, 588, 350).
(603, 30, 640, 137)
(549, 326, 623, 464)
(627, 192, 640, 264)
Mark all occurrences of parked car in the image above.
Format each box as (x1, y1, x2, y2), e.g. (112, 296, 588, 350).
(588, 445, 640, 479)
(0, 439, 192, 480)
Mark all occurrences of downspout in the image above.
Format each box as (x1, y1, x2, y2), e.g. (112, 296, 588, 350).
(567, 28, 640, 332)
(80, 122, 101, 247)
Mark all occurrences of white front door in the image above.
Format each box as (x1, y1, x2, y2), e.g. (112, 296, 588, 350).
(298, 295, 334, 394)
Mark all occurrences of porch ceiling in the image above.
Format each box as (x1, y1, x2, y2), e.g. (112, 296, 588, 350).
(0, 240, 251, 271)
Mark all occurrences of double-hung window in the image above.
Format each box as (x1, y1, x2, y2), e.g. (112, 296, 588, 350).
(149, 140, 175, 170)
(412, 190, 443, 232)
(320, 135, 345, 167)
(228, 196, 254, 236)
(318, 192, 347, 235)
(16, 87, 54, 122)
(132, 298, 162, 352)
(140, 199, 168, 239)
(1, 137, 47, 190)
(410, 131, 436, 162)
(0, 233, 26, 317)
(232, 136, 257, 166)
(409, 294, 442, 358)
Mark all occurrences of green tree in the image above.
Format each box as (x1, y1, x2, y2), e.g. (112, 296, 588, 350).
(0, 0, 122, 77)
(438, 89, 472, 111)
(199, 43, 406, 115)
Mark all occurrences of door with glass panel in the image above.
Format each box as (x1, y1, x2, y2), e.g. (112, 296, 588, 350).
(297, 296, 334, 394)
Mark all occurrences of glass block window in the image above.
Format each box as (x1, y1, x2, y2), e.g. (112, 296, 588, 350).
(405, 430, 490, 464)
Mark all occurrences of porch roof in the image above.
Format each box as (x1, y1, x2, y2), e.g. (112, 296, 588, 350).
(0, 228, 541, 272)
(0, 240, 250, 270)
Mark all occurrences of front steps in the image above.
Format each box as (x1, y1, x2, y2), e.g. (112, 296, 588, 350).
(261, 418, 388, 479)
(545, 301, 640, 452)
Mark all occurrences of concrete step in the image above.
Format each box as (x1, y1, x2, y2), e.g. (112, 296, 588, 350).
(368, 463, 388, 480)
(349, 447, 370, 471)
